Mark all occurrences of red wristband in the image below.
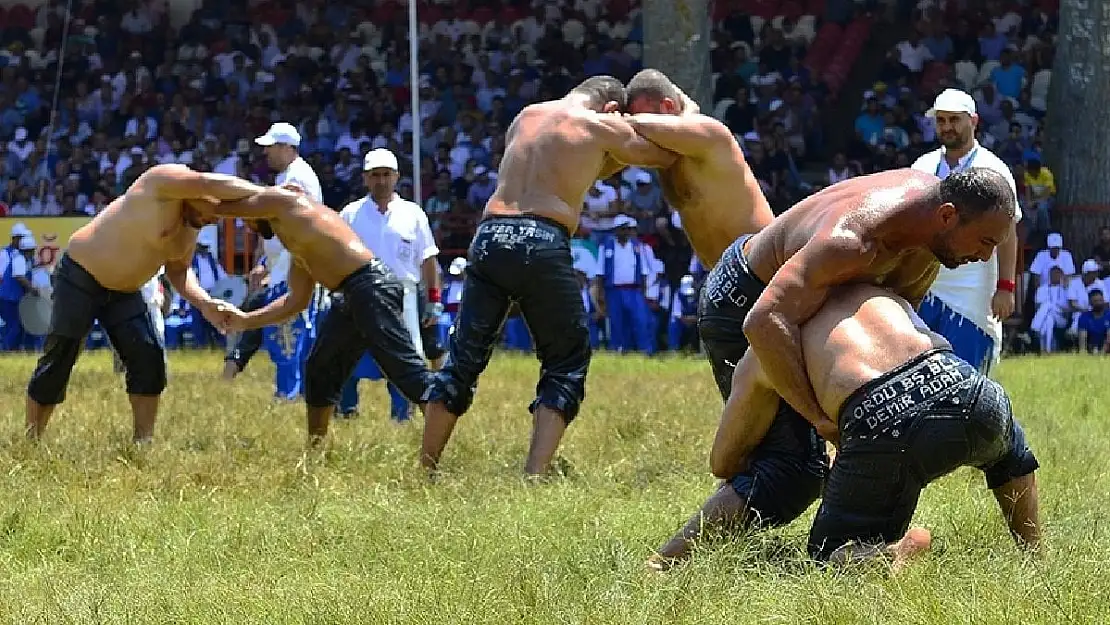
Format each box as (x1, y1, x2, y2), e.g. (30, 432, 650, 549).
(427, 287, 441, 303)
(996, 279, 1016, 293)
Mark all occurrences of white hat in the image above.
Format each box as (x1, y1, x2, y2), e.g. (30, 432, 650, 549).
(14, 127, 27, 141)
(18, 235, 35, 250)
(1083, 259, 1101, 273)
(612, 214, 638, 229)
(1047, 232, 1063, 248)
(635, 170, 652, 184)
(363, 148, 399, 171)
(474, 165, 489, 176)
(10, 222, 31, 237)
(254, 122, 301, 147)
(927, 89, 977, 117)
(679, 275, 696, 295)
(448, 257, 468, 275)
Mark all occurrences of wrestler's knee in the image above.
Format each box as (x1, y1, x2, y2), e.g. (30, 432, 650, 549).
(729, 457, 824, 528)
(532, 339, 590, 425)
(27, 334, 83, 405)
(115, 329, 167, 395)
(422, 369, 476, 417)
(302, 351, 342, 408)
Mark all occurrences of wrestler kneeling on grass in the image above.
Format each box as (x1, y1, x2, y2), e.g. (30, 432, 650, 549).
(651, 284, 1040, 571)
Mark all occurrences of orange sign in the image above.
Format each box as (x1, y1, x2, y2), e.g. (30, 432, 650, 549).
(0, 216, 91, 268)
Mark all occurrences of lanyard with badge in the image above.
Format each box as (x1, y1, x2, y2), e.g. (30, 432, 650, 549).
(936, 146, 979, 178)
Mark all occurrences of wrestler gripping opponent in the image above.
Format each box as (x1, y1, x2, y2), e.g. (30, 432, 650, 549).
(623, 69, 775, 266)
(420, 76, 678, 476)
(693, 168, 1016, 541)
(651, 284, 1039, 570)
(207, 185, 433, 445)
(24, 164, 259, 443)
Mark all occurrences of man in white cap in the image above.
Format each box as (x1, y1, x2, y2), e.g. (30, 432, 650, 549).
(595, 213, 657, 354)
(911, 88, 1021, 375)
(0, 222, 34, 350)
(334, 148, 441, 423)
(1066, 259, 1106, 334)
(223, 121, 324, 399)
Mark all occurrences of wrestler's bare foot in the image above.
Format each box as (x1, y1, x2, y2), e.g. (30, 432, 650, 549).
(25, 396, 56, 441)
(524, 407, 569, 476)
(888, 526, 932, 573)
(652, 481, 752, 567)
(421, 400, 459, 471)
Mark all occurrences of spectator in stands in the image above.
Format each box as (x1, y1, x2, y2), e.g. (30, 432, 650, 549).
(1031, 265, 1069, 353)
(1089, 227, 1110, 279)
(1022, 151, 1056, 235)
(990, 48, 1026, 99)
(1029, 233, 1076, 289)
(1067, 259, 1106, 335)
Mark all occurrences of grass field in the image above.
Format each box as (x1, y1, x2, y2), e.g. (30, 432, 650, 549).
(0, 351, 1105, 624)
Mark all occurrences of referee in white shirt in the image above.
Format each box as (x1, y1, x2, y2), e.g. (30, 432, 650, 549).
(911, 89, 1021, 374)
(337, 148, 442, 420)
(223, 121, 323, 381)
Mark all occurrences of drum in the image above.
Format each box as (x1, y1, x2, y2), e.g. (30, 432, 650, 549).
(18, 293, 53, 336)
(209, 276, 248, 308)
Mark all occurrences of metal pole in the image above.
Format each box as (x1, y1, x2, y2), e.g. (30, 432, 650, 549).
(408, 0, 421, 203)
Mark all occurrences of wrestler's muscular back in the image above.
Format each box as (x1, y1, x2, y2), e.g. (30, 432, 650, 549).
(267, 196, 376, 290)
(800, 285, 952, 421)
(658, 136, 774, 267)
(67, 182, 199, 292)
(744, 170, 941, 297)
(484, 102, 614, 233)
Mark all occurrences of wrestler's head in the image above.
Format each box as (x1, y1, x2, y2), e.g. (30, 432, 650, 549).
(625, 69, 683, 115)
(568, 75, 625, 113)
(927, 168, 1014, 269)
(182, 198, 219, 228)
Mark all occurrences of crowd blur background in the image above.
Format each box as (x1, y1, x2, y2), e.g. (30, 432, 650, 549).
(2, 0, 1109, 357)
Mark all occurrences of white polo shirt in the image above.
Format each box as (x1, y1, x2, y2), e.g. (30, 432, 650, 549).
(264, 156, 322, 284)
(911, 143, 1020, 345)
(339, 193, 438, 283)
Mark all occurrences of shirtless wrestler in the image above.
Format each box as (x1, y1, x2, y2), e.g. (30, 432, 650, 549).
(208, 186, 434, 446)
(419, 76, 679, 476)
(24, 164, 261, 443)
(623, 69, 775, 267)
(673, 168, 1017, 548)
(651, 284, 1040, 571)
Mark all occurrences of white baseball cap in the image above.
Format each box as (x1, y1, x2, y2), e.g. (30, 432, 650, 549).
(613, 214, 638, 229)
(679, 275, 696, 295)
(10, 222, 31, 237)
(636, 170, 652, 184)
(1047, 232, 1063, 248)
(363, 148, 399, 171)
(18, 234, 35, 250)
(1082, 259, 1101, 273)
(254, 122, 302, 147)
(927, 89, 977, 117)
(448, 257, 468, 275)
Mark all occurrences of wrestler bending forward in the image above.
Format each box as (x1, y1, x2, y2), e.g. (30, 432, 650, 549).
(652, 284, 1040, 571)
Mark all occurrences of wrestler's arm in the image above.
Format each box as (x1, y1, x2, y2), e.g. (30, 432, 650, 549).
(238, 260, 316, 330)
(209, 186, 307, 219)
(709, 351, 782, 479)
(892, 260, 940, 310)
(163, 238, 217, 312)
(625, 114, 728, 156)
(743, 232, 878, 439)
(586, 114, 678, 169)
(145, 164, 267, 203)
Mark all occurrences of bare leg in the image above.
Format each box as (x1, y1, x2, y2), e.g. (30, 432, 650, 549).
(222, 361, 239, 380)
(647, 481, 753, 572)
(709, 352, 783, 479)
(128, 394, 160, 444)
(420, 400, 458, 472)
(25, 396, 57, 441)
(306, 405, 333, 446)
(524, 406, 569, 476)
(827, 527, 932, 573)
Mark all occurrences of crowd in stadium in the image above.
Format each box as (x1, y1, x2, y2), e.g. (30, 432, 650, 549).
(1, 0, 1109, 356)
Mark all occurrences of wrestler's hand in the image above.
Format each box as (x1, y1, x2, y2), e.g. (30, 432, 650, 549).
(248, 265, 267, 292)
(991, 289, 1015, 320)
(206, 300, 246, 334)
(280, 183, 307, 195)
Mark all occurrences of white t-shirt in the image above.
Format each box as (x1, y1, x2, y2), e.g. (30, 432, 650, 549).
(1028, 249, 1076, 285)
(340, 194, 438, 283)
(1067, 277, 1106, 311)
(265, 157, 322, 284)
(911, 143, 1020, 347)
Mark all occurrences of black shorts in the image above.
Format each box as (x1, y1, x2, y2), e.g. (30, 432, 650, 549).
(425, 215, 590, 421)
(698, 234, 764, 398)
(27, 253, 166, 403)
(303, 260, 433, 408)
(807, 348, 1041, 560)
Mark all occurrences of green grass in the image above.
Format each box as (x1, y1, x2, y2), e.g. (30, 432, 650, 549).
(0, 351, 1104, 624)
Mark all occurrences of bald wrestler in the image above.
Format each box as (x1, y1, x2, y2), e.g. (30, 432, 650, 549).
(623, 68, 775, 266)
(420, 76, 678, 476)
(651, 284, 1039, 570)
(685, 168, 1016, 541)
(24, 164, 264, 443)
(208, 186, 433, 446)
